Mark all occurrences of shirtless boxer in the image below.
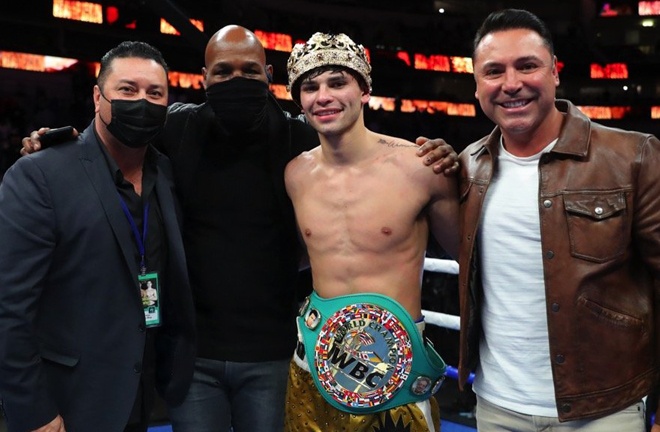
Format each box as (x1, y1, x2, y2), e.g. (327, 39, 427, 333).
(283, 32, 459, 432)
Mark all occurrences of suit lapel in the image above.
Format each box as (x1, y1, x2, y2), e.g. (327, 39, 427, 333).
(78, 125, 139, 278)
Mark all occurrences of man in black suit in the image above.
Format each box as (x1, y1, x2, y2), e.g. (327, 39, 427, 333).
(0, 41, 195, 432)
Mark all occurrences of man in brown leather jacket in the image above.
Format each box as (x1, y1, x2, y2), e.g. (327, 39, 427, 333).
(457, 8, 660, 431)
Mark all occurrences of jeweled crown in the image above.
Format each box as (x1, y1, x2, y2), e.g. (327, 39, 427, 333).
(287, 32, 372, 95)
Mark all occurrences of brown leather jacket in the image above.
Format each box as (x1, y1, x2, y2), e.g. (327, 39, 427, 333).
(457, 99, 660, 422)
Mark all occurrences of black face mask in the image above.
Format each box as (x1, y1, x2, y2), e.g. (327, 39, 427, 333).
(205, 78, 269, 135)
(100, 93, 167, 148)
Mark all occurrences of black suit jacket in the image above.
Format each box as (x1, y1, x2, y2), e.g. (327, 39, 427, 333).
(0, 123, 195, 431)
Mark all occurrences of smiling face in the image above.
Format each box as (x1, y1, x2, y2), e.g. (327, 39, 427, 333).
(299, 69, 370, 139)
(473, 28, 561, 150)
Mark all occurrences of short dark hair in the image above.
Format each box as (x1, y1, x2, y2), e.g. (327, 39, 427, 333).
(97, 41, 168, 90)
(473, 9, 554, 59)
(292, 65, 370, 105)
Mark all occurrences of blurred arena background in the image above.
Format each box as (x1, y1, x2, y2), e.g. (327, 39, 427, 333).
(0, 1, 658, 429)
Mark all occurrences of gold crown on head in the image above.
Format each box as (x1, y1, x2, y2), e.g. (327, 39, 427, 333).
(287, 32, 372, 94)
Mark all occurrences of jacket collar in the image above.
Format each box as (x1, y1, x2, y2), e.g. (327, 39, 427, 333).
(475, 99, 592, 159)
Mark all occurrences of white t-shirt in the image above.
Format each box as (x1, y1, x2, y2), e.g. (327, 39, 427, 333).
(473, 138, 558, 416)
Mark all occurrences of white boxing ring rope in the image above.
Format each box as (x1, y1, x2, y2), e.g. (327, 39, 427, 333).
(421, 257, 475, 384)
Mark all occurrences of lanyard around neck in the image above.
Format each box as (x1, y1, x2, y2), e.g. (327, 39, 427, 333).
(118, 194, 150, 275)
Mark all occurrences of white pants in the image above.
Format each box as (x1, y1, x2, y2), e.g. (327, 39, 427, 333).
(475, 395, 646, 432)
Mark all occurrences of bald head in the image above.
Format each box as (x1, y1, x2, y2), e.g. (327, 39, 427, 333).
(202, 25, 271, 88)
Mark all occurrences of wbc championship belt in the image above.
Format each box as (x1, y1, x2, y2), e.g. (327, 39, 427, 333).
(297, 291, 446, 414)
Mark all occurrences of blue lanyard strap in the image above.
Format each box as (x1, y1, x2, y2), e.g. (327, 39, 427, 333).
(118, 194, 150, 274)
